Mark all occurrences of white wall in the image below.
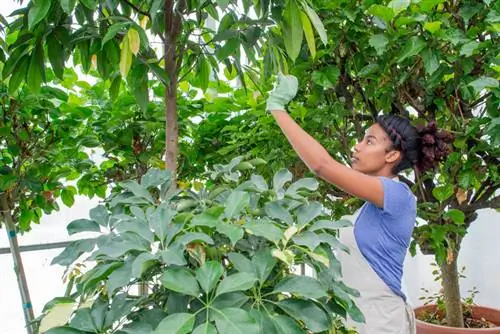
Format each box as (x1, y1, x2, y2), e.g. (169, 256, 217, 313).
(403, 208, 500, 309)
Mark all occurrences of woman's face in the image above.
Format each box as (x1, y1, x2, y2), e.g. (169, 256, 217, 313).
(351, 123, 400, 175)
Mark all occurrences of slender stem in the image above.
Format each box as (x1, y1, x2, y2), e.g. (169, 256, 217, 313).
(0, 194, 35, 334)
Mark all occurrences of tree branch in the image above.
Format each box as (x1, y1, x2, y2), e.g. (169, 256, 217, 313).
(121, 0, 151, 18)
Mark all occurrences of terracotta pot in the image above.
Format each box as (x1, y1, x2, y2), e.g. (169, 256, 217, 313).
(414, 304, 500, 333)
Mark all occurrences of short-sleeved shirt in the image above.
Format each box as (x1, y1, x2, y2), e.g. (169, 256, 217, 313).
(353, 177, 416, 300)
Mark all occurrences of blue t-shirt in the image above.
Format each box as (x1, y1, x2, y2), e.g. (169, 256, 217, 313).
(353, 177, 416, 300)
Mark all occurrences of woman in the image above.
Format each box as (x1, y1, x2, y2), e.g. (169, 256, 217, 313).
(266, 74, 452, 333)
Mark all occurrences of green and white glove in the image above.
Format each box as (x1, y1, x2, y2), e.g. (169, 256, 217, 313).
(266, 73, 299, 112)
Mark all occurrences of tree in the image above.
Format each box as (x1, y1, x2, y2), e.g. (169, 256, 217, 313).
(263, 0, 498, 328)
(39, 161, 359, 333)
(5, 0, 327, 183)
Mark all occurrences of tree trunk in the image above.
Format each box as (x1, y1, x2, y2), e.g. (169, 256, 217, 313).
(164, 0, 179, 181)
(0, 194, 35, 334)
(440, 251, 464, 328)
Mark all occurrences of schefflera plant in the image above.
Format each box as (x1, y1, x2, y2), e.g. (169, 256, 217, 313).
(39, 157, 363, 334)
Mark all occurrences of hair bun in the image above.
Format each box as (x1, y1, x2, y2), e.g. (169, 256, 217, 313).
(416, 121, 454, 172)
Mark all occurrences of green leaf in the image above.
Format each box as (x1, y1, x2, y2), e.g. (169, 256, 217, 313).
(228, 253, 255, 274)
(198, 57, 211, 92)
(300, 11, 316, 58)
(149, 204, 178, 245)
(115, 220, 154, 243)
(43, 327, 87, 334)
(192, 212, 220, 227)
(192, 323, 217, 334)
(224, 190, 250, 218)
(28, 0, 51, 29)
(443, 209, 465, 224)
(309, 219, 352, 231)
(311, 66, 340, 89)
(47, 34, 65, 80)
(90, 205, 109, 227)
(252, 250, 277, 283)
(297, 202, 323, 227)
(216, 38, 240, 61)
(152, 313, 195, 334)
(264, 202, 294, 225)
(28, 43, 44, 93)
(127, 63, 149, 112)
(213, 308, 259, 334)
(60, 0, 77, 13)
(274, 275, 327, 299)
(141, 168, 172, 188)
(368, 5, 395, 23)
(469, 77, 499, 93)
(195, 261, 224, 294)
(272, 315, 303, 334)
(347, 302, 365, 323)
(52, 239, 96, 266)
(388, 0, 410, 14)
(422, 48, 440, 75)
(432, 184, 454, 202)
(423, 21, 442, 34)
(215, 272, 257, 297)
(286, 178, 319, 194)
(177, 232, 214, 245)
(102, 22, 131, 47)
(303, 4, 327, 46)
(131, 253, 157, 278)
(460, 41, 480, 57)
(273, 169, 293, 191)
(216, 223, 244, 245)
(106, 260, 132, 295)
(282, 0, 303, 61)
(160, 242, 187, 266)
(160, 268, 200, 297)
(369, 34, 389, 55)
(397, 36, 426, 63)
(70, 308, 96, 332)
(79, 0, 97, 10)
(120, 180, 154, 203)
(245, 220, 283, 243)
(216, 0, 230, 10)
(67, 219, 100, 235)
(8, 56, 29, 94)
(61, 188, 75, 207)
(277, 299, 329, 332)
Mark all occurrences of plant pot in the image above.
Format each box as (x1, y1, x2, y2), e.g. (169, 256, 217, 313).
(414, 304, 500, 333)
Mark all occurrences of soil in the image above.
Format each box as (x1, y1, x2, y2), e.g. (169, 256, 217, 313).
(416, 304, 498, 329)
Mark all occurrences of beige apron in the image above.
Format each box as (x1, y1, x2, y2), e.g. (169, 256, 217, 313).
(337, 213, 416, 334)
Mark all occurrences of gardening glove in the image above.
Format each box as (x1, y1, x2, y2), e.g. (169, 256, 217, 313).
(266, 73, 299, 112)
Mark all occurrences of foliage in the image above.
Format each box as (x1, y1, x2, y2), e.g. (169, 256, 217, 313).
(0, 75, 109, 231)
(39, 159, 361, 333)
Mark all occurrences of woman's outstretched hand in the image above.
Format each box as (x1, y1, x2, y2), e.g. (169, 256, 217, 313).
(266, 73, 299, 112)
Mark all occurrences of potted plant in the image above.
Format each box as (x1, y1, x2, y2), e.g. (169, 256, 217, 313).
(414, 265, 500, 333)
(36, 158, 363, 333)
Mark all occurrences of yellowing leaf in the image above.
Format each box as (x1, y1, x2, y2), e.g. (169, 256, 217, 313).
(39, 301, 75, 332)
(284, 226, 298, 241)
(140, 16, 149, 29)
(300, 11, 316, 59)
(456, 188, 467, 205)
(272, 248, 294, 266)
(127, 28, 140, 55)
(119, 35, 133, 77)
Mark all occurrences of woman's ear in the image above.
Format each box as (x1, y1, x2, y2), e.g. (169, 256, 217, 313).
(385, 150, 401, 164)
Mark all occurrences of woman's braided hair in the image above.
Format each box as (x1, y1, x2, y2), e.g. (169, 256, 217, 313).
(376, 115, 454, 174)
